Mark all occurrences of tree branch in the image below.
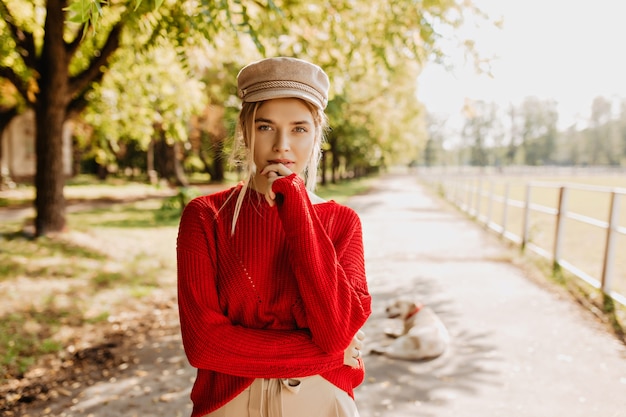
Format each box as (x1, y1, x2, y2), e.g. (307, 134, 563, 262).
(68, 21, 124, 98)
(0, 66, 31, 104)
(66, 23, 90, 57)
(68, 72, 103, 117)
(67, 92, 89, 117)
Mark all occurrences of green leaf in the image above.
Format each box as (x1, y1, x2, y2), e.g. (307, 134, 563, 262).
(64, 0, 90, 23)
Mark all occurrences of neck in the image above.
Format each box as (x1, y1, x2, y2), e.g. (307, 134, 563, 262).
(249, 174, 266, 193)
(406, 303, 423, 319)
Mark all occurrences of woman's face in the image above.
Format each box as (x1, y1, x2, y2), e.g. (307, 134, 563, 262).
(252, 97, 317, 179)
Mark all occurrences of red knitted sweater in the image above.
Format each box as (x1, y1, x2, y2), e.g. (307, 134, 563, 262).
(176, 174, 372, 417)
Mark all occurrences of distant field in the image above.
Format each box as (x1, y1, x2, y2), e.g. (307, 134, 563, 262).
(434, 173, 626, 302)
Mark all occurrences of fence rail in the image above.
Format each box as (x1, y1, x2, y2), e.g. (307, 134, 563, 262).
(420, 171, 626, 307)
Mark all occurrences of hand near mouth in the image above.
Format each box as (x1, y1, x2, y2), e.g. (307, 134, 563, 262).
(260, 162, 293, 206)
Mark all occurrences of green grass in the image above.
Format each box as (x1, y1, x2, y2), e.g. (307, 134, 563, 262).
(0, 175, 171, 209)
(316, 176, 376, 203)
(0, 230, 107, 282)
(90, 264, 161, 290)
(1, 308, 70, 377)
(0, 197, 30, 208)
(69, 201, 182, 229)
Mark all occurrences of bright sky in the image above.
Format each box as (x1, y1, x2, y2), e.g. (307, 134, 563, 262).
(418, 0, 626, 129)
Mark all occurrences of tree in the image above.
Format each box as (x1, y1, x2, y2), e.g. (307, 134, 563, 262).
(253, 0, 475, 178)
(589, 96, 621, 165)
(620, 99, 626, 164)
(558, 123, 584, 165)
(423, 113, 446, 166)
(0, 0, 269, 236)
(82, 37, 207, 184)
(462, 99, 497, 167)
(1, 0, 485, 237)
(517, 97, 558, 166)
(1, 0, 130, 235)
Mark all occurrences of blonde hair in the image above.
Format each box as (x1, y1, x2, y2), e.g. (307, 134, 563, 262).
(228, 99, 328, 234)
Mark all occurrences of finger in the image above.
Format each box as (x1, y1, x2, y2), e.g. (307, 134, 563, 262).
(261, 163, 292, 177)
(269, 162, 290, 177)
(274, 163, 292, 176)
(261, 164, 282, 176)
(344, 350, 358, 368)
(356, 330, 365, 340)
(348, 355, 358, 368)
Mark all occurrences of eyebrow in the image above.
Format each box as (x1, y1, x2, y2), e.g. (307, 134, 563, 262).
(254, 117, 312, 125)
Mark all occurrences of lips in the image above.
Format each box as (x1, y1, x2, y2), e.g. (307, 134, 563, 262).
(268, 160, 295, 170)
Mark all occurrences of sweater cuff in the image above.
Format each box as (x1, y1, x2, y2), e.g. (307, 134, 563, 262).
(272, 174, 314, 233)
(272, 173, 306, 200)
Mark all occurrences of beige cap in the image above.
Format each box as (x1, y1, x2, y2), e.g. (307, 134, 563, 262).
(237, 57, 329, 110)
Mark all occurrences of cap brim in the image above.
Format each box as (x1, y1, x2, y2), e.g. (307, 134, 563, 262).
(242, 89, 324, 109)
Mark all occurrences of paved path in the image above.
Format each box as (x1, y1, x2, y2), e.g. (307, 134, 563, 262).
(16, 173, 626, 417)
(353, 174, 626, 417)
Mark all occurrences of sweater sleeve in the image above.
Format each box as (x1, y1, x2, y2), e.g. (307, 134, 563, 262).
(177, 196, 344, 378)
(272, 174, 372, 354)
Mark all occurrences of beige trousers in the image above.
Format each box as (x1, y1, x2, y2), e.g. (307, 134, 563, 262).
(205, 375, 360, 417)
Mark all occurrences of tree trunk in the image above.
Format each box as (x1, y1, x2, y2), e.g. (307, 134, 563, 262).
(203, 106, 227, 183)
(320, 151, 327, 186)
(154, 133, 188, 187)
(327, 135, 338, 184)
(0, 107, 18, 186)
(172, 141, 189, 187)
(34, 0, 70, 236)
(331, 152, 340, 184)
(147, 138, 158, 184)
(210, 138, 225, 182)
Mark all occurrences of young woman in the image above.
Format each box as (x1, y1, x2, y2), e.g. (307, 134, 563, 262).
(177, 57, 372, 417)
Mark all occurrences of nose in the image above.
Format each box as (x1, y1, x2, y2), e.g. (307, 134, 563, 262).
(273, 129, 290, 152)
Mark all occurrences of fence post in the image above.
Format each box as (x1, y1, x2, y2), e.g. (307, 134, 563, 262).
(522, 184, 532, 250)
(501, 183, 509, 237)
(466, 178, 474, 215)
(487, 180, 494, 228)
(476, 177, 483, 220)
(601, 192, 621, 296)
(449, 179, 455, 205)
(553, 186, 569, 271)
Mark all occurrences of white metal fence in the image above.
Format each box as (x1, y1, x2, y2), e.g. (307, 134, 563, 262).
(419, 168, 626, 307)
